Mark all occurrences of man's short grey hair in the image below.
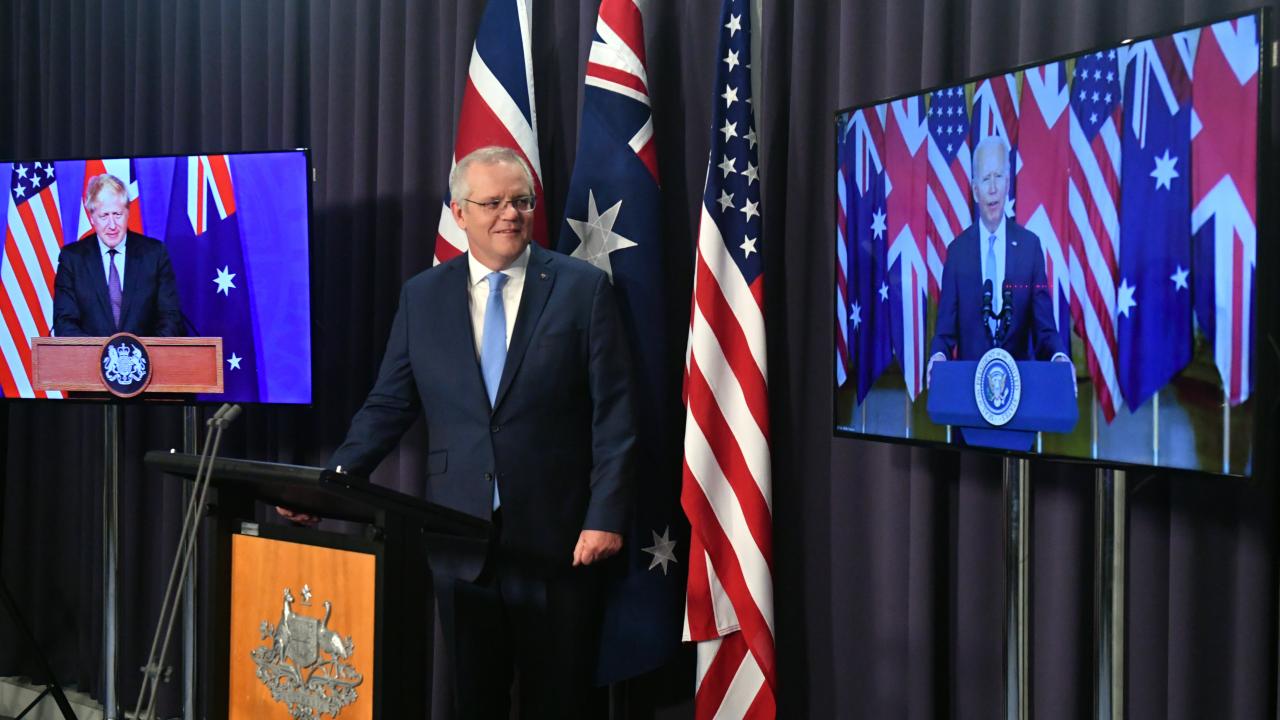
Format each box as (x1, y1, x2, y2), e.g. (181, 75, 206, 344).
(449, 146, 534, 201)
(971, 135, 1011, 181)
(84, 174, 128, 215)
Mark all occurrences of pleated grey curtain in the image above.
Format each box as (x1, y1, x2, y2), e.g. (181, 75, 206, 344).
(0, 1, 1276, 718)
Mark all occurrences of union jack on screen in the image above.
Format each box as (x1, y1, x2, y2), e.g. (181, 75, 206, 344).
(682, 0, 775, 716)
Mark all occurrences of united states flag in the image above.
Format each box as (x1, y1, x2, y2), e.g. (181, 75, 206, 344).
(835, 138, 851, 387)
(1068, 49, 1124, 422)
(557, 0, 681, 684)
(925, 86, 971, 302)
(2, 162, 64, 398)
(1191, 17, 1257, 407)
(433, 0, 546, 264)
(76, 158, 143, 240)
(682, 0, 774, 716)
(1017, 62, 1074, 355)
(885, 97, 929, 400)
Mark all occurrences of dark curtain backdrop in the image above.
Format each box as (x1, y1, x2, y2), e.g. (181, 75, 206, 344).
(0, 1, 1275, 719)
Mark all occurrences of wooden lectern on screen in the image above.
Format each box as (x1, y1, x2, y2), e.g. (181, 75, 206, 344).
(31, 334, 223, 397)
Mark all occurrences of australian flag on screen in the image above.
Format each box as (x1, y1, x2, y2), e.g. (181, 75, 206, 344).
(1118, 38, 1193, 411)
(164, 155, 260, 402)
(842, 112, 892, 405)
(556, 0, 681, 684)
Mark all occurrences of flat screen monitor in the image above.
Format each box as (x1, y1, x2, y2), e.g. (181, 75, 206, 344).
(833, 12, 1266, 475)
(0, 149, 313, 404)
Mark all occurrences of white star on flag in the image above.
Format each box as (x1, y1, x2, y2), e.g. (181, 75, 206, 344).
(226, 353, 242, 370)
(725, 13, 741, 36)
(722, 84, 739, 108)
(717, 190, 734, 212)
(740, 198, 759, 222)
(850, 301, 862, 330)
(870, 208, 886, 239)
(743, 162, 758, 186)
(15, 166, 27, 179)
(718, 155, 737, 178)
(720, 120, 738, 142)
(1150, 148, 1179, 191)
(1117, 278, 1137, 317)
(566, 190, 638, 279)
(1170, 265, 1189, 291)
(641, 527, 678, 575)
(878, 282, 889, 302)
(745, 127, 757, 149)
(213, 266, 237, 295)
(723, 49, 739, 71)
(740, 235, 757, 258)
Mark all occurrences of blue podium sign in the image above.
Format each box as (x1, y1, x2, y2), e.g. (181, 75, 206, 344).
(928, 358, 1078, 451)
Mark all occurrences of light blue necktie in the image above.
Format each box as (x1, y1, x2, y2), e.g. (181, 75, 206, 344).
(986, 235, 999, 337)
(480, 271, 508, 509)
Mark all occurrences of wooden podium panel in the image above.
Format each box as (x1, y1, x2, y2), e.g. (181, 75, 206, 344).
(228, 534, 376, 720)
(31, 336, 223, 392)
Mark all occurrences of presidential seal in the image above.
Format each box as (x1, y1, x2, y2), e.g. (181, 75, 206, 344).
(251, 585, 363, 719)
(99, 333, 152, 397)
(973, 348, 1021, 426)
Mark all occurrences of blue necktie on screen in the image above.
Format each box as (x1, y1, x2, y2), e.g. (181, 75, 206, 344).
(481, 271, 508, 510)
(986, 235, 998, 338)
(108, 249, 123, 329)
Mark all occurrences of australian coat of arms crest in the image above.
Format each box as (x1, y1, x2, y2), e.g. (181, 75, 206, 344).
(251, 586, 363, 719)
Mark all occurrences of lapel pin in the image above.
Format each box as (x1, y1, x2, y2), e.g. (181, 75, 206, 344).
(540, 272, 549, 280)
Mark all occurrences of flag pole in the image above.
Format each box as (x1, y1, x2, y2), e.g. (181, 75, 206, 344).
(1222, 388, 1230, 474)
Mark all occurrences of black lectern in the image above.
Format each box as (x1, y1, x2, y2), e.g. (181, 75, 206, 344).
(145, 451, 489, 720)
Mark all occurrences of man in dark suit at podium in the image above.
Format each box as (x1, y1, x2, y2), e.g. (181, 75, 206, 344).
(927, 137, 1070, 388)
(52, 173, 184, 337)
(319, 146, 636, 717)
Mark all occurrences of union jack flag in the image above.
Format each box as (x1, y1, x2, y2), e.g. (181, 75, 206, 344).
(433, 0, 545, 264)
(925, 85, 971, 302)
(1017, 61, 1074, 357)
(1191, 17, 1257, 407)
(1, 162, 64, 398)
(885, 97, 929, 400)
(1068, 49, 1124, 422)
(556, 0, 681, 684)
(682, 0, 774, 716)
(76, 158, 143, 240)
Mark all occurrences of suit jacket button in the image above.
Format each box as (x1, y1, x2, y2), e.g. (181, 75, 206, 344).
(483, 472, 493, 482)
(490, 424, 500, 433)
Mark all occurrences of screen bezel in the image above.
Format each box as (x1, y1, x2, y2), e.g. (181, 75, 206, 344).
(831, 9, 1272, 478)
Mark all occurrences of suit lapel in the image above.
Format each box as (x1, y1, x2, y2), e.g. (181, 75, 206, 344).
(493, 246, 554, 409)
(440, 259, 490, 409)
(119, 234, 141, 331)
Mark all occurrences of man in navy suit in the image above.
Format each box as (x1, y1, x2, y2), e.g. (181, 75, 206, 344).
(52, 174, 183, 337)
(927, 137, 1071, 388)
(319, 146, 636, 717)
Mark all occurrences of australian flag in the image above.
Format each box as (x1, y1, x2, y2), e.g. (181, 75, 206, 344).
(555, 0, 679, 684)
(1118, 37, 1193, 411)
(165, 155, 260, 401)
(843, 109, 892, 405)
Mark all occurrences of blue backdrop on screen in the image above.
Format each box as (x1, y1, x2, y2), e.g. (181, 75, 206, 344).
(0, 150, 312, 404)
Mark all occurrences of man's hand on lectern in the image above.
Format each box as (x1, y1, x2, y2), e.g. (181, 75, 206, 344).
(276, 506, 321, 526)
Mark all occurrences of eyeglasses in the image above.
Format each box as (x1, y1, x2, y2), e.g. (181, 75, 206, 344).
(461, 195, 537, 214)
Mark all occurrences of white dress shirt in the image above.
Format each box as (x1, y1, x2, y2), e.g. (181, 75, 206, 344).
(467, 244, 530, 357)
(98, 236, 127, 285)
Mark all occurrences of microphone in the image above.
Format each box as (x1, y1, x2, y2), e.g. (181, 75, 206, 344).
(982, 279, 994, 342)
(205, 403, 242, 428)
(998, 284, 1014, 345)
